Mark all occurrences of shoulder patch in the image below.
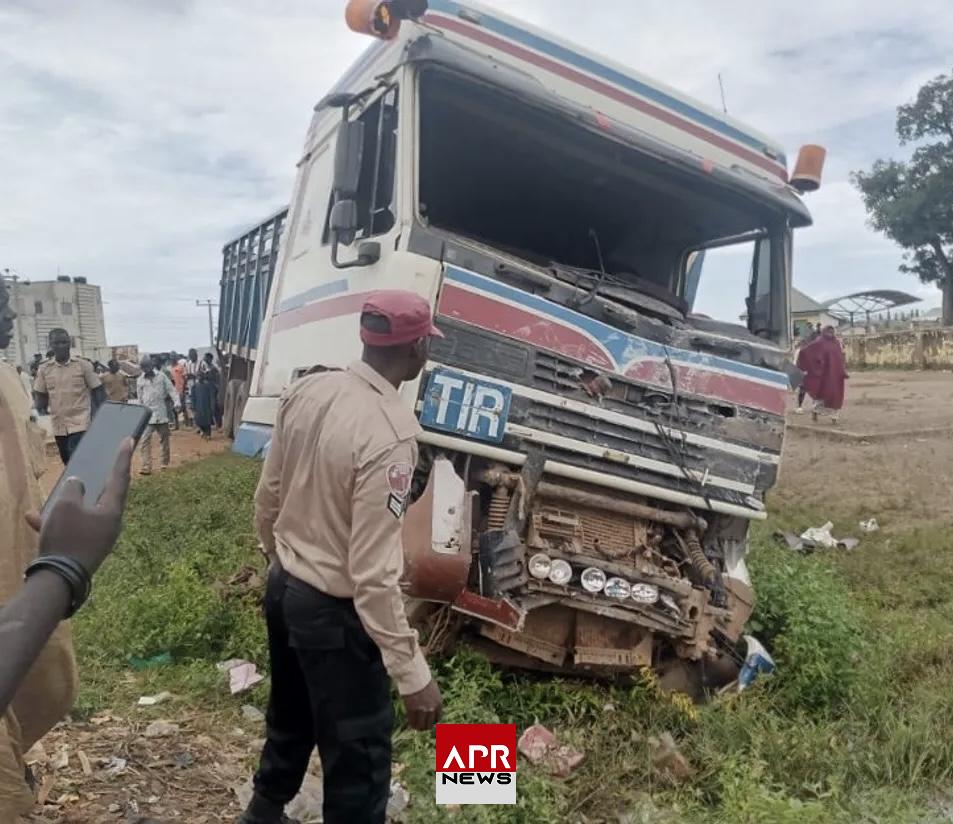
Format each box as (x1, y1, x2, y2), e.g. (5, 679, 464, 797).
(386, 462, 414, 498)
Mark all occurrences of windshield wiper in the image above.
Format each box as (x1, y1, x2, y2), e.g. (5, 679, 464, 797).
(577, 228, 608, 307)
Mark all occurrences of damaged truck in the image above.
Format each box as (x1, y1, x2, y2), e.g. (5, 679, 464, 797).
(235, 0, 824, 690)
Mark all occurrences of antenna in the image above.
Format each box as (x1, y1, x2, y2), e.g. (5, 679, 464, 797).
(717, 73, 728, 114)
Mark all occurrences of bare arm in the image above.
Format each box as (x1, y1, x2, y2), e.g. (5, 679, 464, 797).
(0, 441, 132, 715)
(0, 571, 72, 714)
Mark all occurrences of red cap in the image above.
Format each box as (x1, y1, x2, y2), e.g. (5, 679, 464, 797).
(359, 290, 444, 346)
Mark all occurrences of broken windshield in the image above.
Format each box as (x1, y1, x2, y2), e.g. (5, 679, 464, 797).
(417, 67, 783, 327)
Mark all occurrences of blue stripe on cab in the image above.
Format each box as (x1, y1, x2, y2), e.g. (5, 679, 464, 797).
(444, 266, 788, 388)
(278, 279, 349, 314)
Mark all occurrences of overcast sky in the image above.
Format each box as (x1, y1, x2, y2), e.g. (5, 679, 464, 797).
(2, 1, 952, 350)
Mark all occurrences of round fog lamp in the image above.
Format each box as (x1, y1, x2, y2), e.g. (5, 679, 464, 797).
(604, 577, 632, 600)
(631, 582, 660, 605)
(580, 567, 607, 593)
(528, 553, 552, 580)
(548, 559, 572, 585)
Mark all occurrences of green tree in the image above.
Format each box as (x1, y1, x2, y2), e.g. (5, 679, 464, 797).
(852, 72, 953, 323)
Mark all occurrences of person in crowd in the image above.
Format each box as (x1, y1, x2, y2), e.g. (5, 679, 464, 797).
(203, 352, 224, 429)
(171, 356, 188, 427)
(28, 353, 43, 379)
(192, 369, 216, 441)
(136, 355, 179, 475)
(796, 325, 849, 424)
(157, 356, 179, 430)
(236, 292, 443, 824)
(0, 276, 133, 821)
(100, 359, 140, 404)
(33, 329, 105, 464)
(185, 348, 204, 431)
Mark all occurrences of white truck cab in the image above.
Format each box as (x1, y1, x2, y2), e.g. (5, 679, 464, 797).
(237, 0, 823, 688)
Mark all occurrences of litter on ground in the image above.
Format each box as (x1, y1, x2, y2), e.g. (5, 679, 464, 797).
(517, 724, 585, 778)
(737, 635, 776, 691)
(218, 658, 266, 694)
(137, 691, 173, 706)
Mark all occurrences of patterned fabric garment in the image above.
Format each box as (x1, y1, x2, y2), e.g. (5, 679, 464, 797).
(136, 371, 179, 424)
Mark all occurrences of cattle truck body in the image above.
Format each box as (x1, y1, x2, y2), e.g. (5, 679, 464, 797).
(237, 0, 813, 685)
(218, 207, 288, 438)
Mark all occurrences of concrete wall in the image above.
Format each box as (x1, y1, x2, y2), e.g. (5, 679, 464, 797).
(844, 327, 953, 369)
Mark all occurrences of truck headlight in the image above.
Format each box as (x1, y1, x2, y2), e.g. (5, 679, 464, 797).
(604, 577, 631, 599)
(580, 567, 606, 593)
(548, 559, 572, 585)
(631, 583, 660, 605)
(528, 553, 552, 580)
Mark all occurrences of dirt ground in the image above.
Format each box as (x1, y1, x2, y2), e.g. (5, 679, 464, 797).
(791, 369, 953, 435)
(21, 370, 952, 822)
(23, 713, 259, 824)
(41, 428, 230, 496)
(775, 370, 953, 526)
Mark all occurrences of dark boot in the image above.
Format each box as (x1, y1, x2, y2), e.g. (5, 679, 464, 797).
(235, 792, 301, 824)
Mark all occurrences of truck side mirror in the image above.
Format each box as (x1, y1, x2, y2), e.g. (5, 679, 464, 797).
(330, 199, 359, 246)
(329, 110, 381, 268)
(330, 199, 381, 269)
(333, 120, 365, 198)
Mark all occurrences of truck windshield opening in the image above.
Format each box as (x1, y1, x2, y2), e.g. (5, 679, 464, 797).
(418, 68, 773, 310)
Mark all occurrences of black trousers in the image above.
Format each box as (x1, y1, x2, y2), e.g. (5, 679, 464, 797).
(254, 564, 393, 824)
(54, 431, 85, 465)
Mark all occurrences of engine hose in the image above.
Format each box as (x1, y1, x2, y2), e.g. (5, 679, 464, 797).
(685, 530, 717, 589)
(685, 529, 728, 608)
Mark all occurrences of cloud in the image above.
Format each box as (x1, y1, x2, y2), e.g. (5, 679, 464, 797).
(1, 0, 950, 351)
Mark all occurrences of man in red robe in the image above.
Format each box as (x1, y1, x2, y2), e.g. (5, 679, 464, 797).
(796, 326, 848, 423)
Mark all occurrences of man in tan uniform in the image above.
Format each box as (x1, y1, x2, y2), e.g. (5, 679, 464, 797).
(237, 291, 444, 824)
(33, 328, 105, 465)
(0, 281, 78, 821)
(100, 358, 141, 403)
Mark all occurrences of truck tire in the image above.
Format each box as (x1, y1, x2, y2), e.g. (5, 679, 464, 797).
(231, 380, 249, 440)
(224, 378, 243, 440)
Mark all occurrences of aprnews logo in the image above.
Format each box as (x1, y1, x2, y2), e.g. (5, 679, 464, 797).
(435, 724, 517, 805)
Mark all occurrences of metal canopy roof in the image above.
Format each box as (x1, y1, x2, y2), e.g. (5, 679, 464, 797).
(823, 290, 920, 321)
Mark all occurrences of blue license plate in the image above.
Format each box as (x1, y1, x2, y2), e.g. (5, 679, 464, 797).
(420, 368, 512, 444)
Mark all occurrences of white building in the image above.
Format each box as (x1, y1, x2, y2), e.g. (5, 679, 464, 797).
(790, 288, 840, 340)
(1, 276, 108, 368)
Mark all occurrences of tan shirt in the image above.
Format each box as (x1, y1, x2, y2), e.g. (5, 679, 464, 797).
(255, 360, 431, 695)
(102, 360, 141, 403)
(33, 357, 101, 437)
(101, 372, 128, 402)
(0, 362, 78, 789)
(0, 362, 46, 602)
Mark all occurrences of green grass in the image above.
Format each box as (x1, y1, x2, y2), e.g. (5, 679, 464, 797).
(74, 454, 953, 822)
